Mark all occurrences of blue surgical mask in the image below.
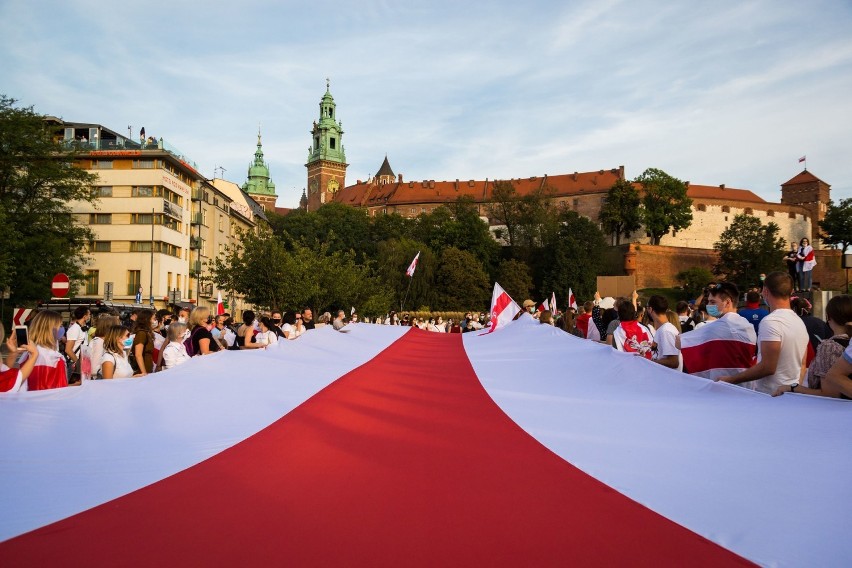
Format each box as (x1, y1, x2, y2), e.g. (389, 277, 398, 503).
(123, 337, 134, 349)
(706, 304, 722, 318)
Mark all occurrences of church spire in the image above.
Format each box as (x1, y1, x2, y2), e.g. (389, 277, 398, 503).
(242, 128, 278, 212)
(305, 80, 348, 211)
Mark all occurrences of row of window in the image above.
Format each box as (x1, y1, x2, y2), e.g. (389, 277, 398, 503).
(89, 158, 196, 188)
(89, 240, 183, 258)
(88, 213, 182, 232)
(93, 185, 185, 207)
(694, 204, 799, 218)
(84, 270, 186, 297)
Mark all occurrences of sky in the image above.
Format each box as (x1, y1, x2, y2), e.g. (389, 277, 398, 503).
(1, 0, 851, 208)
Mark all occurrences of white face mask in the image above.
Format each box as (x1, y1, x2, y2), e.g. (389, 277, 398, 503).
(178, 316, 187, 324)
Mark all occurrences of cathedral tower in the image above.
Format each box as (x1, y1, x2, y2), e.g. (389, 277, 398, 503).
(306, 80, 347, 211)
(242, 129, 278, 212)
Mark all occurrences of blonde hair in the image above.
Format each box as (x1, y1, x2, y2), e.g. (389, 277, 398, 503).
(94, 314, 120, 339)
(666, 310, 682, 333)
(103, 325, 129, 355)
(168, 321, 187, 342)
(189, 306, 211, 328)
(29, 310, 62, 350)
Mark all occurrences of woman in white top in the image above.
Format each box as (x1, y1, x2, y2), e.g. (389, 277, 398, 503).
(257, 317, 283, 347)
(89, 314, 119, 379)
(280, 312, 302, 340)
(161, 322, 191, 370)
(100, 325, 137, 379)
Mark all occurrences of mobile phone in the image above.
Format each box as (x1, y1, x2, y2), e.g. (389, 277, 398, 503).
(14, 325, 28, 346)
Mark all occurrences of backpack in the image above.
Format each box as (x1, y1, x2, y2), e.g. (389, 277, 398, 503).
(183, 327, 203, 357)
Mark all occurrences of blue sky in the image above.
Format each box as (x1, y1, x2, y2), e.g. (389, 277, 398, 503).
(2, 0, 850, 208)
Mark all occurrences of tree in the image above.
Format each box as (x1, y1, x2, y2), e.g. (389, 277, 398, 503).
(0, 95, 97, 303)
(496, 259, 534, 303)
(487, 180, 521, 248)
(599, 178, 642, 245)
(635, 168, 692, 245)
(435, 247, 491, 311)
(209, 229, 390, 313)
(714, 214, 786, 290)
(376, 239, 437, 311)
(676, 267, 714, 298)
(536, 208, 607, 302)
(820, 198, 852, 253)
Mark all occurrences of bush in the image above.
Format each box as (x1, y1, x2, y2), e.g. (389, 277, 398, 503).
(676, 267, 714, 298)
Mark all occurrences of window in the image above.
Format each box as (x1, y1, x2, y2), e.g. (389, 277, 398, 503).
(219, 215, 224, 232)
(89, 213, 112, 224)
(133, 159, 155, 169)
(90, 241, 111, 252)
(92, 160, 113, 169)
(94, 186, 113, 197)
(130, 241, 153, 252)
(176, 274, 182, 293)
(767, 210, 775, 217)
(218, 243, 224, 256)
(721, 206, 730, 213)
(789, 211, 796, 219)
(85, 270, 99, 295)
(745, 208, 753, 215)
(697, 204, 707, 212)
(167, 272, 173, 291)
(127, 270, 141, 296)
(132, 186, 158, 197)
(132, 213, 154, 224)
(330, 137, 336, 149)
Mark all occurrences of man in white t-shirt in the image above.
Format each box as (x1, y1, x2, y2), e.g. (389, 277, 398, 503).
(718, 271, 808, 394)
(647, 295, 682, 371)
(64, 306, 91, 380)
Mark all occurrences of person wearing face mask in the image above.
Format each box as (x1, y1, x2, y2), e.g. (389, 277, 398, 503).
(796, 237, 816, 292)
(100, 325, 138, 379)
(189, 307, 221, 356)
(64, 306, 91, 383)
(679, 282, 757, 381)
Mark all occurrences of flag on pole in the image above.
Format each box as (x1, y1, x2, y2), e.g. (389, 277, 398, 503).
(486, 282, 521, 334)
(540, 299, 550, 312)
(551, 292, 557, 315)
(568, 288, 578, 310)
(406, 251, 420, 277)
(798, 155, 806, 163)
(216, 292, 225, 316)
(351, 307, 356, 315)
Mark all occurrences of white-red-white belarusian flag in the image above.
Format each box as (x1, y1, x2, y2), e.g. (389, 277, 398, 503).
(216, 292, 225, 316)
(551, 292, 558, 315)
(568, 288, 577, 310)
(486, 282, 521, 334)
(680, 313, 756, 381)
(406, 252, 420, 277)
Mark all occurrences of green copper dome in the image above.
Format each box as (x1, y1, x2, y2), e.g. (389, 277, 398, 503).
(307, 79, 346, 165)
(243, 130, 277, 197)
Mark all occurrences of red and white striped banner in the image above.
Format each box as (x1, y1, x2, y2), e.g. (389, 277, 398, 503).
(0, 318, 848, 566)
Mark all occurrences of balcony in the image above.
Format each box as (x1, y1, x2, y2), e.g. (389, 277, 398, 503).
(60, 133, 200, 172)
(189, 260, 202, 278)
(191, 187, 207, 201)
(190, 237, 202, 250)
(192, 212, 205, 226)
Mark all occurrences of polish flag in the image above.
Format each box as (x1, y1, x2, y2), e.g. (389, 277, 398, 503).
(216, 292, 225, 316)
(680, 312, 756, 380)
(550, 292, 557, 315)
(568, 288, 577, 310)
(405, 251, 420, 277)
(486, 282, 520, 334)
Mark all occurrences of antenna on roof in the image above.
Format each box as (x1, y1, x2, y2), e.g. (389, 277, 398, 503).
(214, 165, 227, 179)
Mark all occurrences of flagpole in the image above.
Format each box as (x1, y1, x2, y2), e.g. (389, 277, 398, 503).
(401, 276, 413, 312)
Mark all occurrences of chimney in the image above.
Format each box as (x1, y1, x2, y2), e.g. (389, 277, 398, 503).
(719, 184, 725, 190)
(398, 173, 403, 183)
(573, 172, 578, 181)
(357, 179, 362, 185)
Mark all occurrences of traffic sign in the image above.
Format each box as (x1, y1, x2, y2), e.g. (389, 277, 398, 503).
(51, 273, 70, 298)
(12, 308, 32, 326)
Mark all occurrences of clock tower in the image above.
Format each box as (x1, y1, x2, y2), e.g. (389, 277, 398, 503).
(306, 79, 347, 211)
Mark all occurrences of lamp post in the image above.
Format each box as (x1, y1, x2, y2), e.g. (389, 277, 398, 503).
(149, 207, 155, 306)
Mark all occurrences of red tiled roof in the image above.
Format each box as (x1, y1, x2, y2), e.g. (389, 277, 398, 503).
(335, 168, 626, 208)
(686, 185, 766, 204)
(781, 169, 828, 187)
(274, 207, 294, 216)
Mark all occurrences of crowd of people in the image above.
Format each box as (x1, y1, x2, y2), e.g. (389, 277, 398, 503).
(2, 270, 851, 399)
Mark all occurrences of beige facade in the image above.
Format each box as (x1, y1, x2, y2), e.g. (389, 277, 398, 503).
(58, 121, 266, 312)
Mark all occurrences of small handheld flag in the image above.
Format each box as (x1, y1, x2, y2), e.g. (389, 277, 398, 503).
(216, 292, 225, 316)
(406, 252, 420, 277)
(486, 282, 521, 334)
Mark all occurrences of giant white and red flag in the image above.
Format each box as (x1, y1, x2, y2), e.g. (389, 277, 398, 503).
(405, 251, 420, 277)
(486, 282, 521, 334)
(680, 313, 756, 380)
(0, 318, 849, 567)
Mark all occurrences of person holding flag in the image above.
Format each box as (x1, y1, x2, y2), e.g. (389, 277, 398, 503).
(485, 282, 521, 334)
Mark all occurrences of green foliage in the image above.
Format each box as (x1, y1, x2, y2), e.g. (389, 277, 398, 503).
(435, 247, 491, 311)
(208, 228, 390, 313)
(676, 267, 714, 298)
(536, 208, 607, 302)
(713, 214, 786, 290)
(376, 239, 437, 311)
(487, 180, 521, 248)
(635, 168, 693, 245)
(819, 198, 852, 253)
(496, 259, 533, 303)
(599, 178, 642, 245)
(0, 95, 97, 303)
